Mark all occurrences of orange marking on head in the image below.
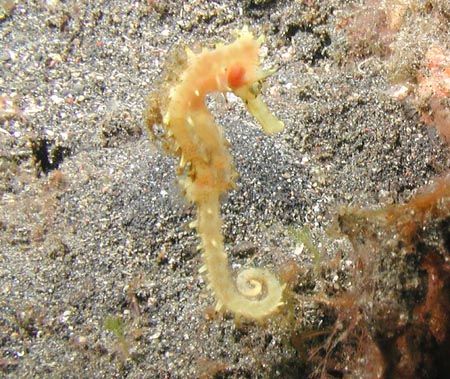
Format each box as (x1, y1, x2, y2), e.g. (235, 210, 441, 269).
(227, 64, 246, 88)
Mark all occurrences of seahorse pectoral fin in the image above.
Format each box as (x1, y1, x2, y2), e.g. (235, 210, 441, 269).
(234, 84, 284, 135)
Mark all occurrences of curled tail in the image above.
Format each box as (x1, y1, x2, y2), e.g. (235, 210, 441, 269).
(196, 196, 285, 321)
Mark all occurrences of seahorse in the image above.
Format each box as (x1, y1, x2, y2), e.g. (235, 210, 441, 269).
(146, 27, 285, 321)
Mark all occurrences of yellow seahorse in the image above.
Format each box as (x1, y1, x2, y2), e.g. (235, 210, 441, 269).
(146, 27, 285, 321)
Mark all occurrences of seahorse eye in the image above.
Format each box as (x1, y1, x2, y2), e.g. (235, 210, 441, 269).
(227, 64, 246, 88)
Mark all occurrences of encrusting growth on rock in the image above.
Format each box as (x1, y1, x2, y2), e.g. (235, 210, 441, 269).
(146, 27, 285, 321)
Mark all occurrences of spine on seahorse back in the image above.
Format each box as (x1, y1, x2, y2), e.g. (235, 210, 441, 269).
(153, 27, 285, 321)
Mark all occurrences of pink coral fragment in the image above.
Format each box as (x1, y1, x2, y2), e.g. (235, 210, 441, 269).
(416, 46, 450, 142)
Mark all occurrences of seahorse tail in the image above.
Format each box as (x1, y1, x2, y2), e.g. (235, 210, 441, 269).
(196, 196, 285, 321)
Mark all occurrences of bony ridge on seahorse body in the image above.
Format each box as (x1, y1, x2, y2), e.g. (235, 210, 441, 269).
(147, 27, 286, 321)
